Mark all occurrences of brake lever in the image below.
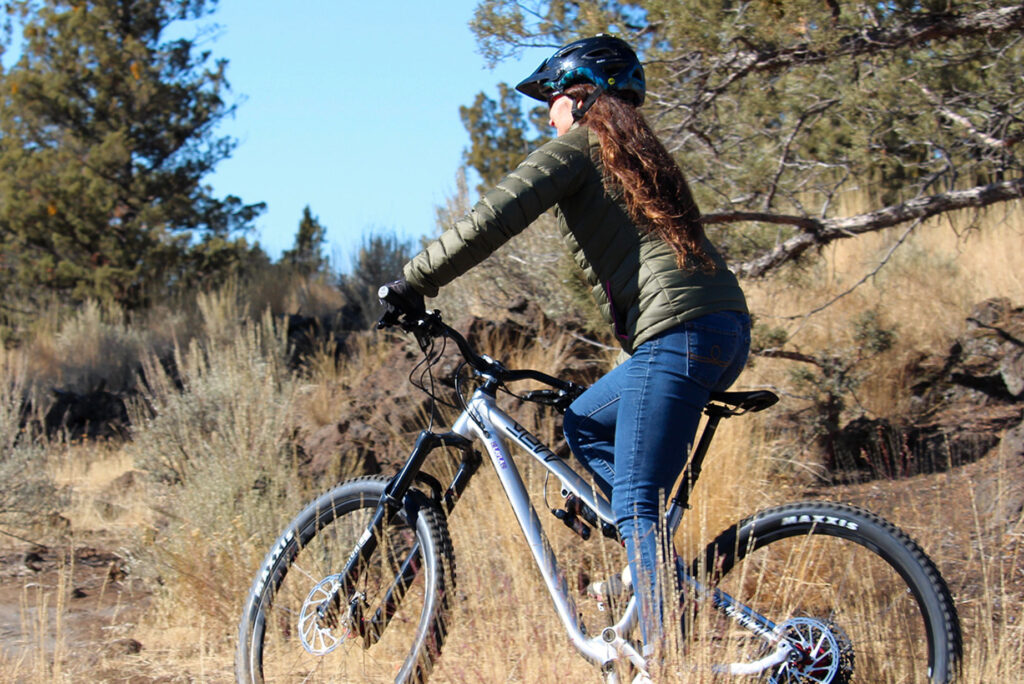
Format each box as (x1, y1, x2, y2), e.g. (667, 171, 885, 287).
(376, 308, 401, 330)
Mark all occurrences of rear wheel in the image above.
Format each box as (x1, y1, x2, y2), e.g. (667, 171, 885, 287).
(690, 502, 961, 683)
(236, 476, 455, 683)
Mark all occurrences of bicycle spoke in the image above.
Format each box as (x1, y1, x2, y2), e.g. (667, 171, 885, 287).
(237, 478, 454, 683)
(689, 503, 960, 683)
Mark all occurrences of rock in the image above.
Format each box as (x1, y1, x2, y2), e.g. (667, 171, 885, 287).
(835, 299, 1024, 481)
(298, 420, 382, 481)
(928, 297, 1024, 404)
(832, 406, 1019, 479)
(972, 420, 1024, 533)
(832, 416, 902, 478)
(291, 306, 604, 479)
(102, 470, 141, 498)
(107, 559, 129, 583)
(44, 385, 131, 441)
(24, 550, 45, 572)
(106, 638, 143, 655)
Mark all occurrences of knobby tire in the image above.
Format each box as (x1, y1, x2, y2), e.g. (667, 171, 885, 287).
(693, 501, 961, 683)
(236, 476, 456, 684)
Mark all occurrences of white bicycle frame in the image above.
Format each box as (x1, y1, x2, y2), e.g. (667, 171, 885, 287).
(447, 383, 794, 680)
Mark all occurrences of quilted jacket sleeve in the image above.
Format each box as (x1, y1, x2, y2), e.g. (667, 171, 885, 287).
(403, 129, 589, 297)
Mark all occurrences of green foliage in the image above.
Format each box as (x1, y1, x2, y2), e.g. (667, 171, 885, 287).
(171, 233, 272, 297)
(45, 298, 152, 392)
(131, 291, 304, 627)
(280, 205, 328, 276)
(470, 0, 645, 66)
(627, 0, 1020, 205)
(1, 345, 65, 525)
(0, 0, 265, 310)
(467, 1, 1024, 262)
(0, 441, 66, 524)
(134, 297, 292, 485)
(337, 231, 414, 330)
(0, 345, 30, 457)
(460, 82, 550, 191)
(750, 319, 789, 367)
(853, 309, 896, 356)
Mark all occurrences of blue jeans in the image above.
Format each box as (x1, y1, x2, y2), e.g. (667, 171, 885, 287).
(563, 311, 751, 648)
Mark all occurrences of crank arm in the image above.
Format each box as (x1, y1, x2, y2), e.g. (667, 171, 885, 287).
(712, 640, 793, 675)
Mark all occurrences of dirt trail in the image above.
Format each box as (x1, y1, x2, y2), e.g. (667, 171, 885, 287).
(0, 537, 150, 679)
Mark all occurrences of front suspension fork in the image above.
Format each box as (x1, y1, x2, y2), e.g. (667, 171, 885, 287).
(317, 429, 479, 642)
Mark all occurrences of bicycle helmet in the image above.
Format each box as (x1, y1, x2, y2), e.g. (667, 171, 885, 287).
(516, 35, 645, 118)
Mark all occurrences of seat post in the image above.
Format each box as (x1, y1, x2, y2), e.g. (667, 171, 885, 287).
(670, 411, 725, 515)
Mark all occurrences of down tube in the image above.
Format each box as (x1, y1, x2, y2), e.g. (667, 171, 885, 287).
(452, 401, 617, 666)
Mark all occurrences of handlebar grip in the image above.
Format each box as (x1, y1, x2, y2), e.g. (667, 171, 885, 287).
(377, 281, 426, 329)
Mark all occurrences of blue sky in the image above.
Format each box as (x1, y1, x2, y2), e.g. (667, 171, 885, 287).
(200, 1, 552, 266)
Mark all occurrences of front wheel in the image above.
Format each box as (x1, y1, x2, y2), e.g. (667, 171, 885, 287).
(236, 476, 456, 684)
(691, 501, 962, 683)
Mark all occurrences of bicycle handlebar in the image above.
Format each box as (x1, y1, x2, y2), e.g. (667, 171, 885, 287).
(377, 283, 584, 402)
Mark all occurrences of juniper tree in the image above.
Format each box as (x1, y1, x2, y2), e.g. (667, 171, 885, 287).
(337, 231, 413, 330)
(0, 0, 265, 309)
(459, 82, 544, 191)
(281, 205, 328, 277)
(466, 0, 1024, 273)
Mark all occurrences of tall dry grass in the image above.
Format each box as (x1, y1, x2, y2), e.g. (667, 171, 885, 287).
(0, 201, 1021, 681)
(127, 289, 308, 645)
(743, 201, 1024, 419)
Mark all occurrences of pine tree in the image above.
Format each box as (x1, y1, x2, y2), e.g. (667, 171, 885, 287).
(281, 205, 328, 276)
(459, 82, 546, 191)
(0, 0, 265, 309)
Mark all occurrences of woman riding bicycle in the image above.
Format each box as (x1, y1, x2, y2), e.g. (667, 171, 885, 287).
(388, 35, 750, 677)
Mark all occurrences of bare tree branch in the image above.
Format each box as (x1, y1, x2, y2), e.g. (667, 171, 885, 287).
(763, 99, 841, 211)
(755, 348, 823, 366)
(911, 78, 1019, 151)
(674, 3, 1024, 89)
(782, 219, 921, 321)
(703, 177, 1024, 278)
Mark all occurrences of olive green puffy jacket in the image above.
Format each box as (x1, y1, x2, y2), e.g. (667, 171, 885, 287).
(403, 125, 747, 355)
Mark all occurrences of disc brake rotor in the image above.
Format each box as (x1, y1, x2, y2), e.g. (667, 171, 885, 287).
(769, 617, 853, 683)
(298, 575, 352, 656)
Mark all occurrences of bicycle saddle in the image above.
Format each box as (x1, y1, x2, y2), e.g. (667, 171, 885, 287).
(706, 389, 779, 414)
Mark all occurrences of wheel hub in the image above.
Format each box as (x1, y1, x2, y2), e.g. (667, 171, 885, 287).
(769, 617, 854, 683)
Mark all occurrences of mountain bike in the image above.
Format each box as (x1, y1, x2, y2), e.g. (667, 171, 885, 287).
(235, 285, 962, 683)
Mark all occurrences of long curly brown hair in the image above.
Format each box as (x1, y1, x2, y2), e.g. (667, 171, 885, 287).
(564, 84, 712, 270)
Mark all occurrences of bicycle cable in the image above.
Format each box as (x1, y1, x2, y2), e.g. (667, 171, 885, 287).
(453, 360, 488, 431)
(408, 335, 441, 432)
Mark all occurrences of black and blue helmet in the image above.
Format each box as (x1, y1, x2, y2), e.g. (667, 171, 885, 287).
(516, 35, 645, 107)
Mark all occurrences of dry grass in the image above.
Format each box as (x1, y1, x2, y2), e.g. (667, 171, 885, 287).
(0, 201, 1021, 681)
(741, 200, 1024, 420)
